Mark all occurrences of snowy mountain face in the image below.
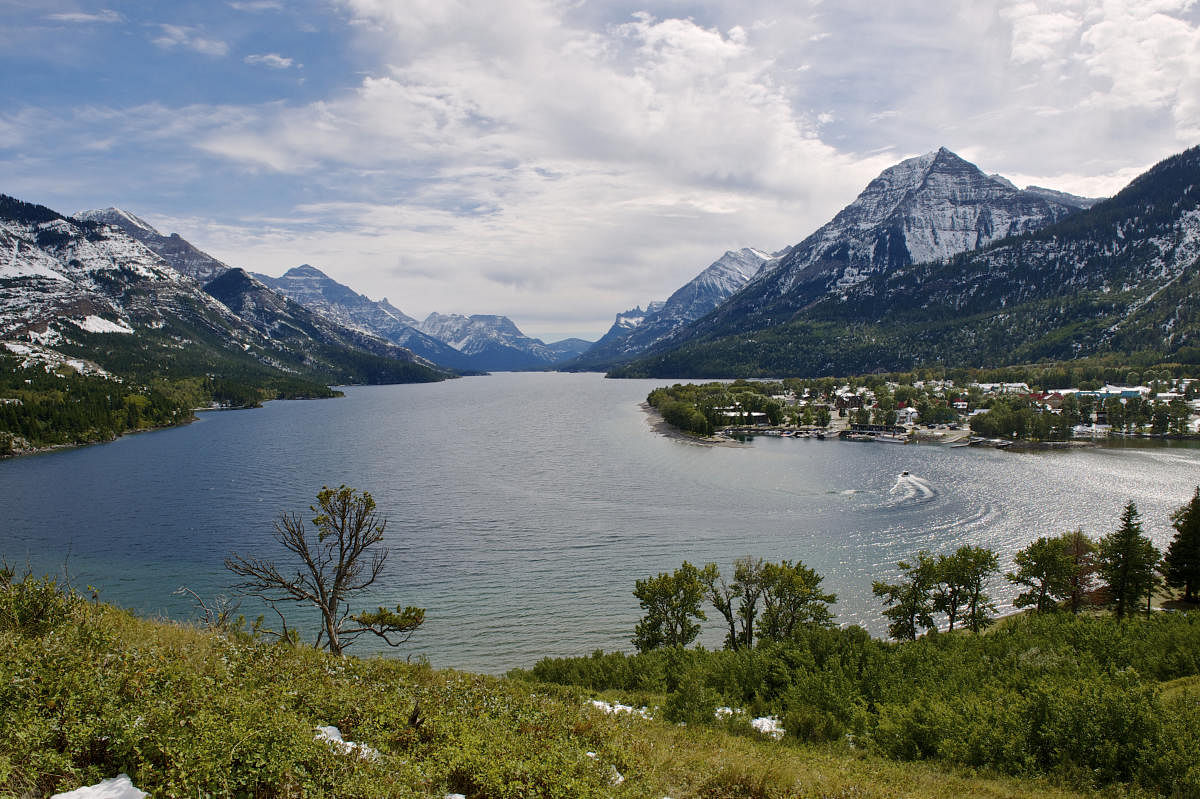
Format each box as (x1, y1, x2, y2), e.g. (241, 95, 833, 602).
(615, 145, 1200, 378)
(255, 264, 417, 333)
(417, 312, 561, 370)
(255, 265, 486, 371)
(202, 268, 439, 369)
(1, 197, 203, 342)
(1, 194, 447, 386)
(75, 208, 232, 284)
(684, 148, 1093, 341)
(568, 247, 774, 370)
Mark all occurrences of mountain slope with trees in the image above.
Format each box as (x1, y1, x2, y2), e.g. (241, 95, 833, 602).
(0, 193, 450, 453)
(616, 145, 1200, 377)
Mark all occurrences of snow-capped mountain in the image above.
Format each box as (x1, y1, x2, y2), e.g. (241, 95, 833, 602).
(417, 312, 561, 371)
(2, 197, 208, 341)
(70, 212, 451, 377)
(1, 194, 447, 387)
(76, 207, 232, 284)
(570, 247, 775, 370)
(254, 264, 417, 331)
(253, 264, 480, 370)
(615, 145, 1200, 378)
(682, 147, 1095, 342)
(253, 265, 588, 371)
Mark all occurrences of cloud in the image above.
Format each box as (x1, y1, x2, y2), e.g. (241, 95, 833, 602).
(151, 24, 229, 57)
(9, 0, 1200, 338)
(244, 53, 299, 69)
(45, 9, 121, 24)
(229, 0, 283, 10)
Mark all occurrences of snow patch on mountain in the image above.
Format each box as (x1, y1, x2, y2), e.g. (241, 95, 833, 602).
(71, 315, 133, 334)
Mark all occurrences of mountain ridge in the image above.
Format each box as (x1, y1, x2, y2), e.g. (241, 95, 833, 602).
(673, 147, 1096, 345)
(614, 145, 1200, 378)
(567, 247, 776, 370)
(2, 194, 449, 390)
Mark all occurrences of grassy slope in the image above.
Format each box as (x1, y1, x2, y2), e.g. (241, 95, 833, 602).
(0, 578, 1120, 799)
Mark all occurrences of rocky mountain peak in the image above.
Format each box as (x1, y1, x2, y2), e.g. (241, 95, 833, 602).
(659, 147, 1092, 343)
(76, 207, 159, 236)
(73, 207, 231, 283)
(282, 264, 329, 279)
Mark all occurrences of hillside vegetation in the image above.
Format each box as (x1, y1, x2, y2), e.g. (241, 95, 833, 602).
(0, 571, 1150, 799)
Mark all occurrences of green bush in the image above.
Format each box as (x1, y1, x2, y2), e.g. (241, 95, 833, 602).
(525, 612, 1200, 794)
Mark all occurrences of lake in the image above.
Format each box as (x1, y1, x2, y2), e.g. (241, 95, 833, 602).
(3, 371, 1199, 673)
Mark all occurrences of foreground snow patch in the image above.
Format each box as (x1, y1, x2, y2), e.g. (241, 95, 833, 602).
(51, 774, 146, 799)
(750, 716, 785, 740)
(589, 699, 652, 719)
(315, 725, 380, 760)
(715, 707, 785, 739)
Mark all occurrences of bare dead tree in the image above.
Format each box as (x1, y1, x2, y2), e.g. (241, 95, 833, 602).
(224, 485, 424, 655)
(173, 585, 241, 630)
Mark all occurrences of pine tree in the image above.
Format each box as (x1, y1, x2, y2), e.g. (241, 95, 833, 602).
(1164, 487, 1200, 603)
(1097, 502, 1161, 619)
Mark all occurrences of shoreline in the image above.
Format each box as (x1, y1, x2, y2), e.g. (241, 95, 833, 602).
(640, 402, 747, 447)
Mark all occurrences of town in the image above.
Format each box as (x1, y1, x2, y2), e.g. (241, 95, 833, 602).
(646, 367, 1200, 445)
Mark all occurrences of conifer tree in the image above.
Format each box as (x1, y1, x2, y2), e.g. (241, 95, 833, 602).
(1164, 487, 1200, 602)
(1097, 502, 1161, 618)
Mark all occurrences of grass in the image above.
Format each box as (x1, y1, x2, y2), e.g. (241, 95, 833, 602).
(0, 575, 1167, 798)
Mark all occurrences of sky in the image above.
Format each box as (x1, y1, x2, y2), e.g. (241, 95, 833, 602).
(2, 1, 1199, 342)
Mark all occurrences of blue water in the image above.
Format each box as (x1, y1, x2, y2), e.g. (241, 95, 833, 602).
(3, 372, 1199, 672)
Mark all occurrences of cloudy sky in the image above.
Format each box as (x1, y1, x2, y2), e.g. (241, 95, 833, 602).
(2, 0, 1198, 341)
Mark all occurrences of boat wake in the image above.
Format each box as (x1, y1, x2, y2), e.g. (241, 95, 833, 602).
(887, 472, 936, 505)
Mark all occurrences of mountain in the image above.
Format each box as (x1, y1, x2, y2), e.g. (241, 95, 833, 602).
(677, 148, 1094, 343)
(75, 207, 231, 283)
(544, 337, 593, 361)
(1, 194, 448, 390)
(614, 145, 1200, 378)
(254, 265, 585, 372)
(253, 265, 478, 370)
(568, 247, 775, 370)
(69, 211, 454, 381)
(417, 313, 560, 371)
(202, 268, 447, 373)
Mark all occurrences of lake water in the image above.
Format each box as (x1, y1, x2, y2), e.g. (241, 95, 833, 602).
(3, 371, 1199, 672)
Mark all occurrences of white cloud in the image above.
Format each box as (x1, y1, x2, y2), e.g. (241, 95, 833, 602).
(152, 24, 229, 57)
(244, 53, 298, 69)
(9, 0, 1200, 338)
(229, 0, 283, 10)
(45, 9, 121, 24)
(1002, 6, 1082, 64)
(1074, 1, 1200, 138)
